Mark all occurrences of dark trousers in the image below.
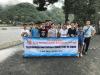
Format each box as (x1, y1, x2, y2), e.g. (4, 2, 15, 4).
(84, 37, 91, 52)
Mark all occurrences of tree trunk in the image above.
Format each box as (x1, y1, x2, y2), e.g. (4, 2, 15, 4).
(65, 13, 69, 23)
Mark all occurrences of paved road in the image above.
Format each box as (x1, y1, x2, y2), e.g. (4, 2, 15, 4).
(0, 27, 21, 44)
(0, 35, 100, 75)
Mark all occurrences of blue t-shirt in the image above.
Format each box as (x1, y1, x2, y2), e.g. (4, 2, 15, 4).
(77, 31, 84, 44)
(31, 28, 39, 37)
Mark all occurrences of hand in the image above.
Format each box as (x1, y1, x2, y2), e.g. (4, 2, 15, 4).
(71, 34, 74, 37)
(91, 33, 96, 37)
(23, 32, 27, 34)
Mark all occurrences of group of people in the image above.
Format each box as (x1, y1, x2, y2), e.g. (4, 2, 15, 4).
(21, 20, 96, 57)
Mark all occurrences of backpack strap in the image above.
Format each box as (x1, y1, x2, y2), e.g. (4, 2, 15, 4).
(83, 26, 90, 35)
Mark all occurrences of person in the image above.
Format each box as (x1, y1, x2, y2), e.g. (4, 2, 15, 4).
(56, 24, 61, 37)
(74, 22, 79, 32)
(29, 23, 34, 33)
(67, 22, 77, 37)
(83, 20, 96, 55)
(36, 22, 42, 30)
(21, 23, 30, 37)
(59, 24, 68, 37)
(48, 23, 57, 37)
(39, 23, 48, 38)
(77, 26, 84, 57)
(45, 20, 52, 30)
(30, 23, 39, 37)
(66, 22, 71, 29)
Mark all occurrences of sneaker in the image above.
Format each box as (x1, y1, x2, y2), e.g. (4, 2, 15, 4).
(80, 53, 83, 57)
(82, 50, 85, 54)
(84, 52, 87, 55)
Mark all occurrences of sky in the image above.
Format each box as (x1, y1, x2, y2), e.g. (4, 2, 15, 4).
(0, 0, 64, 8)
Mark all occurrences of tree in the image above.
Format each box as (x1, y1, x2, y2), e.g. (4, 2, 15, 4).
(33, 0, 96, 22)
(33, 0, 58, 11)
(0, 6, 2, 22)
(0, 2, 65, 25)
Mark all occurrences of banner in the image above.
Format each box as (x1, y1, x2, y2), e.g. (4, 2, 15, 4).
(23, 37, 79, 57)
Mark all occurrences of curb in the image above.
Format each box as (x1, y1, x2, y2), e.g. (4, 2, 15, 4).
(0, 40, 23, 50)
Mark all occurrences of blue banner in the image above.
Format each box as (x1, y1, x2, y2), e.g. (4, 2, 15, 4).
(23, 37, 79, 57)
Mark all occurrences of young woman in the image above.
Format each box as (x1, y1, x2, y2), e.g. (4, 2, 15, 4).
(74, 22, 79, 32)
(59, 24, 68, 37)
(48, 23, 57, 37)
(56, 24, 61, 37)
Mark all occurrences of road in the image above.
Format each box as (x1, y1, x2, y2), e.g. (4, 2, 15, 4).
(0, 27, 21, 44)
(0, 35, 100, 75)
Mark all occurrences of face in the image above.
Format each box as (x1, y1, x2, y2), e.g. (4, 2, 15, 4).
(46, 22, 49, 25)
(51, 24, 55, 28)
(36, 24, 40, 29)
(66, 23, 70, 25)
(79, 27, 83, 31)
(75, 23, 78, 27)
(57, 24, 61, 29)
(62, 25, 67, 29)
(41, 25, 45, 29)
(29, 24, 33, 27)
(23, 24, 27, 29)
(86, 21, 91, 25)
(33, 24, 36, 28)
(71, 23, 75, 28)
(49, 21, 52, 25)
(55, 25, 58, 29)
(36, 24, 39, 29)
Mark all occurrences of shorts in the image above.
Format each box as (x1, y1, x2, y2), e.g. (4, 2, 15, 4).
(78, 37, 84, 45)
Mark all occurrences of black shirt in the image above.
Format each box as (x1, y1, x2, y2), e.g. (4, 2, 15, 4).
(68, 28, 77, 37)
(39, 29, 48, 38)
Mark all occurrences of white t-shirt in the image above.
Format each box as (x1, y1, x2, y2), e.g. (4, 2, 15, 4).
(21, 29, 30, 37)
(59, 29, 68, 37)
(83, 25, 95, 38)
(48, 28, 57, 37)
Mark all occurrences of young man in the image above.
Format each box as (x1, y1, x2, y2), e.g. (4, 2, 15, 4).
(77, 26, 84, 57)
(48, 23, 57, 37)
(59, 24, 68, 37)
(67, 22, 77, 37)
(39, 24, 48, 38)
(74, 22, 79, 31)
(56, 24, 61, 37)
(83, 20, 96, 55)
(21, 23, 30, 37)
(29, 23, 34, 33)
(30, 24, 39, 37)
(45, 20, 52, 30)
(66, 22, 71, 29)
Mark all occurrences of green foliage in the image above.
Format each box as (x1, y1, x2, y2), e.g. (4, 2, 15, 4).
(0, 2, 65, 24)
(33, 0, 96, 22)
(33, 0, 58, 11)
(63, 0, 96, 22)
